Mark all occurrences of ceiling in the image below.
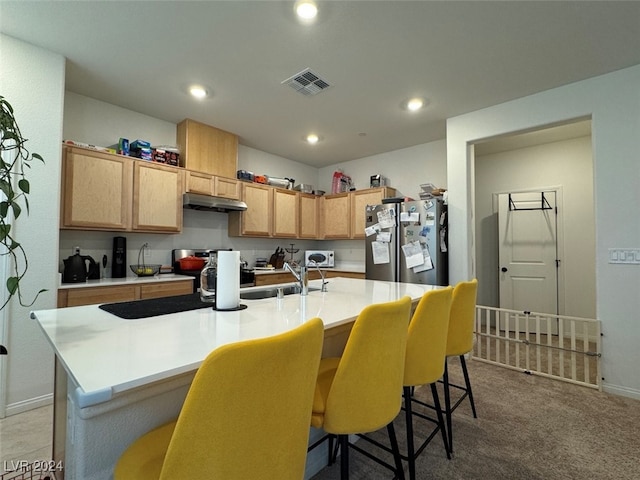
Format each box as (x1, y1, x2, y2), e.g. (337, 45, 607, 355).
(2, 1, 639, 168)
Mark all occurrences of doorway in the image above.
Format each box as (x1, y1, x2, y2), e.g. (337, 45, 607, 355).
(473, 119, 595, 321)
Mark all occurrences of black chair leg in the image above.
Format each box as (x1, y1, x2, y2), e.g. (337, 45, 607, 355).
(443, 360, 453, 455)
(403, 386, 416, 480)
(339, 434, 349, 480)
(430, 383, 451, 460)
(459, 355, 477, 418)
(387, 422, 405, 480)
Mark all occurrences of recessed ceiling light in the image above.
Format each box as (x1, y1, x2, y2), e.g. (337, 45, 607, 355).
(306, 133, 320, 144)
(295, 0, 318, 21)
(406, 97, 425, 111)
(189, 85, 209, 99)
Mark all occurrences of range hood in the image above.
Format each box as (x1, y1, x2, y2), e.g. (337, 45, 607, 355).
(183, 192, 247, 212)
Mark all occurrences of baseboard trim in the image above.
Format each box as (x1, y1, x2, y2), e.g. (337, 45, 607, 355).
(603, 383, 640, 400)
(5, 393, 53, 417)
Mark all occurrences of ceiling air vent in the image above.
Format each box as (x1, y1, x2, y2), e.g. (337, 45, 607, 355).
(282, 68, 331, 96)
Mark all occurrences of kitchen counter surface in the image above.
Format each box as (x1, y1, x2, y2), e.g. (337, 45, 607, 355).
(58, 273, 194, 289)
(33, 277, 436, 405)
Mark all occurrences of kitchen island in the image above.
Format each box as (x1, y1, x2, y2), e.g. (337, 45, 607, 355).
(32, 277, 439, 480)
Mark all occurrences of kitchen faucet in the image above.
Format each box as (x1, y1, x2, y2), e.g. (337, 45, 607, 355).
(309, 260, 329, 292)
(283, 262, 308, 295)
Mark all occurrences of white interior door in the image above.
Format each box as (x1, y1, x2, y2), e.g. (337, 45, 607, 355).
(498, 191, 558, 333)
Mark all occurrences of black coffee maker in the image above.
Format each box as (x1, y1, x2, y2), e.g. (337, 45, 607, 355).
(62, 248, 100, 283)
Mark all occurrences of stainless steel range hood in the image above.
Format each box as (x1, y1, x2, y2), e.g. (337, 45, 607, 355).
(183, 192, 247, 212)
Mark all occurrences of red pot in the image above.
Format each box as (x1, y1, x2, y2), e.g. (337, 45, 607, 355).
(179, 256, 206, 271)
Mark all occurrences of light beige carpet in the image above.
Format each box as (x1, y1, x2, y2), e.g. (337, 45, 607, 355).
(311, 359, 640, 479)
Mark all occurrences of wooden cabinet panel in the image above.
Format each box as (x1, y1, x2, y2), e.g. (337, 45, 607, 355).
(350, 187, 396, 239)
(299, 193, 319, 239)
(273, 189, 298, 238)
(214, 176, 240, 199)
(133, 162, 183, 232)
(185, 170, 214, 195)
(140, 280, 193, 299)
(61, 147, 132, 230)
(176, 118, 238, 178)
(58, 280, 195, 307)
(62, 285, 138, 307)
(228, 183, 272, 237)
(320, 193, 351, 239)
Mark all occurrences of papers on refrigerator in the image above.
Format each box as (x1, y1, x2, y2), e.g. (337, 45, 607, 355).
(372, 241, 390, 264)
(401, 241, 424, 269)
(377, 209, 396, 229)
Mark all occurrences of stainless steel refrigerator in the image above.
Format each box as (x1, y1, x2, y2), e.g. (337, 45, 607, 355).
(365, 198, 448, 285)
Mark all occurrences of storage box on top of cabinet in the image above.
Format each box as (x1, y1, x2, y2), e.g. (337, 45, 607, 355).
(176, 118, 238, 178)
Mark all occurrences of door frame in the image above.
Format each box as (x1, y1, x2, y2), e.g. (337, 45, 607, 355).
(493, 185, 565, 317)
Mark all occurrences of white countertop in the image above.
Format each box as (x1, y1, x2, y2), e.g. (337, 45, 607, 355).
(32, 277, 438, 406)
(58, 273, 194, 289)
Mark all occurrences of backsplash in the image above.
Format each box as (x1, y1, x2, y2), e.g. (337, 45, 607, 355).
(59, 209, 365, 279)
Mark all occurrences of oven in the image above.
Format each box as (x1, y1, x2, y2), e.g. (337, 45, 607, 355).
(172, 249, 255, 292)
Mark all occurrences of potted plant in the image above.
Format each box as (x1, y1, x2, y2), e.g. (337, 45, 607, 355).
(0, 95, 46, 354)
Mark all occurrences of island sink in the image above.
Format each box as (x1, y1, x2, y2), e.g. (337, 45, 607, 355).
(240, 285, 321, 300)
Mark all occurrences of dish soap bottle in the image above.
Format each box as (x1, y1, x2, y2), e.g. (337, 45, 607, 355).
(200, 252, 217, 304)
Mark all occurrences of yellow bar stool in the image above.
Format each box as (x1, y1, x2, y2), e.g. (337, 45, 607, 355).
(442, 278, 479, 455)
(356, 288, 453, 480)
(308, 296, 412, 480)
(402, 287, 453, 479)
(113, 318, 324, 480)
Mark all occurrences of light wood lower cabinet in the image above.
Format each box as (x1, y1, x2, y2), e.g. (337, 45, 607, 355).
(254, 270, 364, 287)
(57, 279, 194, 307)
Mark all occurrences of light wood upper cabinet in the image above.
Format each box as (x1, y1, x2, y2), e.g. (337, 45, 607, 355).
(298, 193, 319, 239)
(176, 119, 238, 178)
(320, 193, 351, 239)
(61, 145, 184, 233)
(132, 162, 183, 232)
(185, 170, 240, 199)
(61, 147, 133, 230)
(350, 187, 396, 239)
(273, 189, 298, 238)
(228, 183, 273, 237)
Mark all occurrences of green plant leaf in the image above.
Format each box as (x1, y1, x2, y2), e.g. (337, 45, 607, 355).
(11, 202, 21, 219)
(0, 224, 10, 240)
(32, 153, 44, 162)
(18, 179, 30, 194)
(7, 277, 19, 295)
(0, 201, 8, 217)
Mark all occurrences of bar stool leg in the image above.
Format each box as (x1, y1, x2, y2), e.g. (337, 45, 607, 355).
(403, 386, 416, 480)
(339, 435, 349, 480)
(443, 360, 454, 455)
(387, 422, 406, 480)
(430, 383, 451, 460)
(460, 355, 477, 418)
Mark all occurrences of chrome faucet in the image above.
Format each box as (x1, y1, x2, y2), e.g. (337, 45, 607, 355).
(283, 262, 308, 295)
(309, 260, 329, 292)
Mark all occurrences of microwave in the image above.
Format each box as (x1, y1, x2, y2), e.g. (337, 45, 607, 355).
(305, 250, 335, 268)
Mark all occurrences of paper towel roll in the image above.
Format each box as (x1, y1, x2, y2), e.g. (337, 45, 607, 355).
(216, 251, 240, 310)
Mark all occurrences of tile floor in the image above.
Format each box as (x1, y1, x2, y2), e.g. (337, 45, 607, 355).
(0, 405, 53, 474)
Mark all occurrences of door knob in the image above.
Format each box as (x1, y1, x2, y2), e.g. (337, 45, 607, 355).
(501, 267, 508, 272)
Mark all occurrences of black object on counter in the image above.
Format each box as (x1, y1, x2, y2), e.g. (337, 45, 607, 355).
(100, 293, 211, 320)
(112, 236, 126, 278)
(62, 251, 100, 283)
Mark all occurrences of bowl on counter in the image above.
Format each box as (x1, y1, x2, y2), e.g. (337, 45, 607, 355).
(313, 190, 325, 196)
(130, 264, 161, 277)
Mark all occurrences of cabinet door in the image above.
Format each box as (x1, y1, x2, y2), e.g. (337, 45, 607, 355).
(273, 189, 298, 238)
(351, 188, 389, 239)
(176, 118, 238, 178)
(229, 183, 272, 236)
(185, 170, 214, 195)
(321, 193, 351, 239)
(299, 193, 319, 239)
(213, 176, 240, 199)
(140, 280, 193, 299)
(61, 147, 133, 230)
(62, 285, 138, 307)
(133, 162, 183, 232)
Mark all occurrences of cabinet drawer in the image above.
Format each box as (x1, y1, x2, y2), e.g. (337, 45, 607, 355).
(62, 285, 138, 307)
(140, 280, 194, 299)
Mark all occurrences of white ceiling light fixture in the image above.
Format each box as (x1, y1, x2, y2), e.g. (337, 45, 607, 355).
(306, 133, 320, 144)
(295, 0, 318, 21)
(189, 85, 209, 99)
(405, 97, 427, 112)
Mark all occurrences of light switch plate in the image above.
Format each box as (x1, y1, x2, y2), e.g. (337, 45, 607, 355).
(608, 248, 640, 264)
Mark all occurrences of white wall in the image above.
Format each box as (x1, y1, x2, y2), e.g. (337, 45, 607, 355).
(0, 35, 65, 415)
(475, 135, 595, 319)
(447, 65, 640, 398)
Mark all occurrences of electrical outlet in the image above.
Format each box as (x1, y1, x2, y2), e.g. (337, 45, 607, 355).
(608, 248, 640, 264)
